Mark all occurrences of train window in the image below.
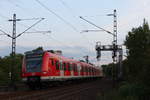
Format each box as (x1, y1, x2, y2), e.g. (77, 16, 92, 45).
(59, 62, 63, 70)
(51, 59, 54, 66)
(81, 66, 84, 72)
(92, 68, 94, 73)
(85, 67, 86, 72)
(80, 67, 83, 72)
(69, 63, 71, 71)
(63, 63, 66, 71)
(86, 67, 88, 72)
(67, 63, 70, 71)
(82, 67, 84, 72)
(74, 64, 77, 72)
(84, 66, 87, 72)
(89, 68, 91, 73)
(85, 67, 87, 72)
(82, 66, 84, 72)
(55, 61, 59, 70)
(76, 67, 77, 72)
(84, 67, 86, 72)
(69, 63, 72, 71)
(88, 68, 90, 72)
(70, 64, 73, 71)
(73, 64, 75, 71)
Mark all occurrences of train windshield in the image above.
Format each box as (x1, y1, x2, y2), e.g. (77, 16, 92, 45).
(26, 56, 42, 72)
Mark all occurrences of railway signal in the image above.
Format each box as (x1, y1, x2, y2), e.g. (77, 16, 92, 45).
(80, 10, 123, 86)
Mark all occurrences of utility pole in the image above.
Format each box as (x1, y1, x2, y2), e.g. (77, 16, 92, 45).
(107, 10, 118, 86)
(8, 14, 18, 89)
(0, 14, 50, 90)
(108, 9, 117, 63)
(80, 10, 123, 87)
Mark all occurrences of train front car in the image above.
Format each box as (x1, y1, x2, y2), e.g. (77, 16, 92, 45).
(21, 49, 103, 89)
(21, 50, 49, 89)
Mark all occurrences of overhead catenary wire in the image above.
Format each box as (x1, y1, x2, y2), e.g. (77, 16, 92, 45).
(7, 0, 94, 56)
(58, 0, 77, 17)
(82, 14, 108, 17)
(0, 12, 85, 55)
(6, 0, 52, 34)
(6, 0, 48, 32)
(59, 1, 97, 63)
(0, 28, 11, 38)
(80, 16, 114, 36)
(0, 14, 48, 51)
(59, 0, 70, 10)
(0, 13, 9, 19)
(6, 0, 51, 34)
(16, 18, 45, 38)
(6, 0, 39, 18)
(0, 12, 41, 33)
(35, 0, 94, 57)
(58, 0, 94, 46)
(23, 31, 51, 34)
(35, 0, 79, 32)
(58, 0, 95, 51)
(1, 1, 96, 62)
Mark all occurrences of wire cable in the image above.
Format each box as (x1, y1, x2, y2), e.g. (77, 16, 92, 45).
(58, 0, 95, 54)
(35, 0, 79, 32)
(6, 0, 39, 18)
(0, 12, 48, 36)
(16, 18, 45, 38)
(58, 0, 76, 17)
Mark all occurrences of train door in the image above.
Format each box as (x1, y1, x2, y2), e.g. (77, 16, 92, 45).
(59, 60, 64, 78)
(70, 62, 74, 77)
(77, 64, 81, 77)
(48, 58, 53, 75)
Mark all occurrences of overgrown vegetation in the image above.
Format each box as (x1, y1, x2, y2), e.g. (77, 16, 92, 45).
(99, 19, 150, 99)
(0, 47, 43, 85)
(0, 54, 23, 85)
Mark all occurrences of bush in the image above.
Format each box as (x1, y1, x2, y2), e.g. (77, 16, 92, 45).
(119, 83, 149, 98)
(97, 83, 150, 100)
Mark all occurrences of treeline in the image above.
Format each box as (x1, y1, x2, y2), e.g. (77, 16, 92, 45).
(0, 54, 23, 84)
(0, 47, 43, 85)
(100, 20, 150, 99)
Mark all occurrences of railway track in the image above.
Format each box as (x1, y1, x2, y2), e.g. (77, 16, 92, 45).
(0, 78, 112, 100)
(0, 83, 28, 92)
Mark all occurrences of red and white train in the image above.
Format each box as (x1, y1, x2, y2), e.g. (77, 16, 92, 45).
(21, 50, 103, 88)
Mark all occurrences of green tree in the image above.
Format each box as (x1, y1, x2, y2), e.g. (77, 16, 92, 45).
(0, 54, 23, 84)
(0, 47, 44, 85)
(101, 63, 114, 78)
(124, 19, 150, 86)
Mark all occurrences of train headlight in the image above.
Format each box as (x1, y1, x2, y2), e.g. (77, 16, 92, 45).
(42, 71, 47, 74)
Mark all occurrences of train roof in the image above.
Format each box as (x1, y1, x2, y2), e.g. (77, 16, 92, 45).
(24, 49, 99, 69)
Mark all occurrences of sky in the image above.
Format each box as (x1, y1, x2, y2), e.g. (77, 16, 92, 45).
(0, 0, 149, 65)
